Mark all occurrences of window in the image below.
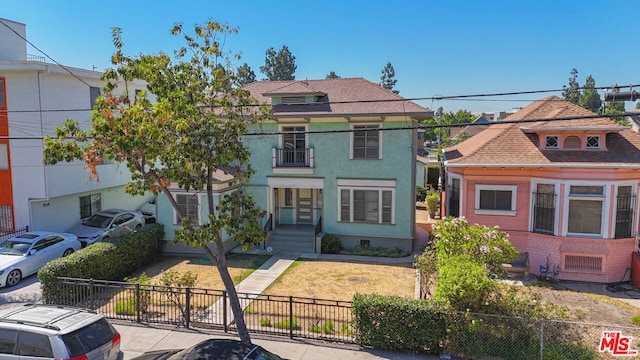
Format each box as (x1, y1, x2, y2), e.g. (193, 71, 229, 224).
(0, 329, 16, 354)
(0, 144, 7, 170)
(338, 186, 394, 224)
(175, 193, 199, 224)
(0, 78, 5, 108)
(284, 188, 293, 207)
(352, 124, 380, 159)
(79, 193, 101, 219)
(90, 86, 100, 107)
(586, 135, 600, 149)
(17, 331, 53, 357)
(615, 186, 634, 238)
(545, 136, 558, 148)
(474, 185, 517, 215)
(567, 185, 604, 235)
(281, 126, 306, 166)
(281, 96, 306, 104)
(532, 183, 556, 234)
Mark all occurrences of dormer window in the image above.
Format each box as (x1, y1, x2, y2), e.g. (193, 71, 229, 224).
(586, 135, 600, 149)
(545, 136, 559, 149)
(281, 96, 306, 104)
(564, 136, 581, 149)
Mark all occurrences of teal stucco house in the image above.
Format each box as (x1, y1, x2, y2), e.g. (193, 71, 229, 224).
(243, 78, 433, 253)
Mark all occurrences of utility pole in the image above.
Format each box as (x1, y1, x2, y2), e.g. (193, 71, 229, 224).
(436, 106, 443, 192)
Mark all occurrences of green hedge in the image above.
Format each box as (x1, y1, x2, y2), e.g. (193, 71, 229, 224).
(38, 223, 164, 302)
(352, 293, 448, 354)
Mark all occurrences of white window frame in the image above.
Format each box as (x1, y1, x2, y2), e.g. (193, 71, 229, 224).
(562, 182, 608, 238)
(529, 179, 560, 235)
(174, 193, 201, 225)
(350, 123, 382, 160)
(0, 144, 7, 170)
(586, 135, 600, 149)
(474, 184, 517, 216)
(545, 135, 559, 149)
(337, 179, 395, 224)
(278, 124, 308, 149)
(447, 173, 463, 217)
(612, 182, 636, 238)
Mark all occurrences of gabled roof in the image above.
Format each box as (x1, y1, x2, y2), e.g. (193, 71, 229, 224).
(243, 78, 432, 119)
(444, 96, 640, 168)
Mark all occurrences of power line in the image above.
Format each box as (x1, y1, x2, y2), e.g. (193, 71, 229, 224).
(0, 112, 633, 140)
(0, 18, 93, 88)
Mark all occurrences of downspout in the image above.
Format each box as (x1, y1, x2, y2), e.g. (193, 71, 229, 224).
(28, 68, 49, 228)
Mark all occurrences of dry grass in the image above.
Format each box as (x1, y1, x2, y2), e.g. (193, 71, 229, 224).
(135, 255, 416, 302)
(133, 253, 272, 289)
(264, 259, 416, 301)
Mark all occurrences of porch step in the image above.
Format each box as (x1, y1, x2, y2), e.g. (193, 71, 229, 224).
(266, 225, 315, 253)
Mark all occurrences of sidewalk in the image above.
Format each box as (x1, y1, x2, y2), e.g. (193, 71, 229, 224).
(113, 322, 440, 359)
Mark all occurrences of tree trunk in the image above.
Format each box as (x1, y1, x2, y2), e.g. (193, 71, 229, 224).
(202, 231, 252, 343)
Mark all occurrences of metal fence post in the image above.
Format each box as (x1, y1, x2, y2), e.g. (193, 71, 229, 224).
(185, 287, 191, 329)
(539, 318, 544, 360)
(135, 283, 141, 323)
(289, 296, 293, 339)
(223, 291, 228, 333)
(89, 279, 94, 310)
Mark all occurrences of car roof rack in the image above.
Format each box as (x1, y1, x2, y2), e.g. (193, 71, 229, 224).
(0, 304, 93, 331)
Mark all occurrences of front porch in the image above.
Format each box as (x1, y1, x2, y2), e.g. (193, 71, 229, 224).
(265, 224, 316, 253)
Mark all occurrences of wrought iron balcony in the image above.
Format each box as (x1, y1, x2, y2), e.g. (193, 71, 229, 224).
(273, 147, 314, 168)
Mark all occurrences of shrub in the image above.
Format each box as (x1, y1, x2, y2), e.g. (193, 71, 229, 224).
(39, 223, 164, 303)
(114, 298, 136, 315)
(434, 255, 496, 311)
(425, 192, 440, 216)
(340, 245, 409, 258)
(322, 321, 335, 334)
(274, 317, 299, 329)
(259, 317, 271, 327)
(308, 324, 321, 333)
(416, 186, 427, 202)
(352, 293, 447, 354)
(340, 323, 354, 336)
(321, 234, 343, 254)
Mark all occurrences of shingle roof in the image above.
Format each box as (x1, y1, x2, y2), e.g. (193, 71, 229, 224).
(243, 78, 432, 119)
(444, 96, 640, 168)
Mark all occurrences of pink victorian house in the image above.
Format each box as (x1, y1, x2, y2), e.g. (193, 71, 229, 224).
(443, 96, 640, 283)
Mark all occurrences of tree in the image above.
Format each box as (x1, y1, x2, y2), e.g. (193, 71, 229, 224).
(326, 71, 340, 79)
(605, 85, 628, 125)
(380, 62, 399, 94)
(237, 63, 256, 86)
(260, 45, 296, 80)
(42, 22, 271, 343)
(580, 75, 602, 113)
(562, 68, 580, 104)
(438, 109, 474, 147)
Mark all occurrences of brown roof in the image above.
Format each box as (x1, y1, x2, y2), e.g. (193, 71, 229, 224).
(243, 78, 432, 119)
(444, 96, 640, 168)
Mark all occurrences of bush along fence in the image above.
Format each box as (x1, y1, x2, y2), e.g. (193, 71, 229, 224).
(40, 281, 639, 359)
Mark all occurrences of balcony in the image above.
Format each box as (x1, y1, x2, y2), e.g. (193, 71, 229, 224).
(272, 147, 314, 174)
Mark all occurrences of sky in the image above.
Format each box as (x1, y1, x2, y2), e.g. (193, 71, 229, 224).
(3, 0, 640, 114)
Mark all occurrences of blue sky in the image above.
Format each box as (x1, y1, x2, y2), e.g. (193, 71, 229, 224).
(3, 0, 640, 114)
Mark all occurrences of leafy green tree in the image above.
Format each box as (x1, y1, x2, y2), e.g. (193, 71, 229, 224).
(237, 63, 256, 86)
(260, 45, 296, 80)
(437, 109, 474, 147)
(604, 85, 628, 125)
(326, 71, 340, 79)
(562, 68, 580, 104)
(380, 62, 399, 94)
(42, 22, 271, 343)
(579, 75, 602, 113)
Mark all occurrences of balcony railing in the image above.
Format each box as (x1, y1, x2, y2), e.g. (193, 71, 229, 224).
(273, 147, 313, 168)
(27, 54, 46, 62)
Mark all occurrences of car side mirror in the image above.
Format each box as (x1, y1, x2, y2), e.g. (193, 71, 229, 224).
(29, 249, 37, 256)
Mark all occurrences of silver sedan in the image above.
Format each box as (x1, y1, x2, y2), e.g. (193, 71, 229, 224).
(0, 231, 81, 287)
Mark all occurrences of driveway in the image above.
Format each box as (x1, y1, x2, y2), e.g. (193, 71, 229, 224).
(0, 274, 41, 309)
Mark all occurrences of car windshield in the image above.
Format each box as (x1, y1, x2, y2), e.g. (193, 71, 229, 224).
(0, 240, 31, 255)
(82, 214, 113, 228)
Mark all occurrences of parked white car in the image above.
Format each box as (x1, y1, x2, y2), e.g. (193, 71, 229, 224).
(137, 198, 157, 224)
(0, 231, 81, 287)
(67, 209, 145, 247)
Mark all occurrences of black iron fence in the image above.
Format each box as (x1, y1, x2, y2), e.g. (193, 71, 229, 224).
(45, 277, 356, 343)
(0, 225, 29, 243)
(44, 277, 640, 357)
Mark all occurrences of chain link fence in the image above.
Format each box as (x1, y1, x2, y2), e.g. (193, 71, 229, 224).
(443, 311, 640, 359)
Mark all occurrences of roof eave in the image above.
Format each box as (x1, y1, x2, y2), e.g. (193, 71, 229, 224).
(444, 162, 640, 169)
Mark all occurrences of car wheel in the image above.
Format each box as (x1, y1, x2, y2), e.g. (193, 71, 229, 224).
(6, 269, 21, 287)
(135, 224, 142, 230)
(63, 248, 74, 257)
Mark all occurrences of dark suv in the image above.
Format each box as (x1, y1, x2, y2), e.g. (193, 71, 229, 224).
(0, 303, 121, 359)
